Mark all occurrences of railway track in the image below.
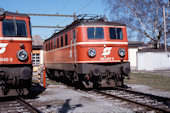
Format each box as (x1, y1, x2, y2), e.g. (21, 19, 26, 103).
(0, 96, 42, 113)
(94, 87, 170, 113)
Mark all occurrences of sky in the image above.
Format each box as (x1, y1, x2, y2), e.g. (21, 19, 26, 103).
(1, 0, 109, 39)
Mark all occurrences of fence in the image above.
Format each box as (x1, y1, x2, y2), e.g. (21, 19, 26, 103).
(137, 52, 170, 71)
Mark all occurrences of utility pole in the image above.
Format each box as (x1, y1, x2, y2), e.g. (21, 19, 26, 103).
(73, 12, 76, 21)
(163, 5, 167, 52)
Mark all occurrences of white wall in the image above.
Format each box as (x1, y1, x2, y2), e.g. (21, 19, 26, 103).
(40, 50, 44, 65)
(128, 48, 138, 70)
(137, 52, 170, 71)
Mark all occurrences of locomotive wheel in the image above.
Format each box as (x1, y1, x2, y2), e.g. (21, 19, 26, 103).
(46, 69, 55, 80)
(76, 74, 93, 89)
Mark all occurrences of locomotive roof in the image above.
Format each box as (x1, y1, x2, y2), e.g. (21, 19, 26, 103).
(5, 11, 29, 17)
(45, 19, 126, 42)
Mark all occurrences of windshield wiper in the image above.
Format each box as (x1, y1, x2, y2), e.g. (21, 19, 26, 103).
(13, 16, 17, 36)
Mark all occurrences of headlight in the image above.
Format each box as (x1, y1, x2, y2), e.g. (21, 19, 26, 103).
(0, 8, 5, 21)
(118, 48, 126, 57)
(88, 48, 96, 58)
(17, 49, 28, 61)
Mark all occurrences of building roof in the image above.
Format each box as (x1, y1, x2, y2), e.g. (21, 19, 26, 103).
(128, 41, 144, 47)
(32, 35, 44, 49)
(138, 47, 170, 52)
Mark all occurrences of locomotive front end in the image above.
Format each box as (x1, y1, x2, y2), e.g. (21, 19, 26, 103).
(75, 21, 130, 88)
(0, 8, 32, 95)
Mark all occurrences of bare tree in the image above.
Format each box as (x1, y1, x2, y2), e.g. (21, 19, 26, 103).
(105, 0, 169, 48)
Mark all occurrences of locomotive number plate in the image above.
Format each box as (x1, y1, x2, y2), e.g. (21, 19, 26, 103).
(0, 57, 13, 62)
(100, 57, 114, 61)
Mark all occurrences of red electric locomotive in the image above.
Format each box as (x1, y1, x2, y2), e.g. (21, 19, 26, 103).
(44, 17, 130, 88)
(0, 8, 32, 95)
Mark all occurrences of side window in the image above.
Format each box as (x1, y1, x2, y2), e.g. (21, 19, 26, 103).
(61, 36, 63, 47)
(65, 34, 68, 46)
(51, 41, 53, 50)
(48, 42, 50, 51)
(87, 27, 104, 39)
(46, 44, 47, 51)
(57, 38, 59, 48)
(54, 38, 56, 48)
(73, 30, 76, 43)
(109, 28, 123, 39)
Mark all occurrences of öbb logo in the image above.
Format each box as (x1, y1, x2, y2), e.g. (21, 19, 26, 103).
(102, 47, 112, 56)
(0, 43, 8, 54)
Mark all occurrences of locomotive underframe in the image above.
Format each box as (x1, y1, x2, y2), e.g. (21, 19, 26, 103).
(46, 62, 130, 88)
(0, 64, 32, 95)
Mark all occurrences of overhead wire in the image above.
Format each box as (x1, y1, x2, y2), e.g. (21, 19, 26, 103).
(57, 0, 71, 14)
(76, 0, 95, 13)
(55, 0, 95, 32)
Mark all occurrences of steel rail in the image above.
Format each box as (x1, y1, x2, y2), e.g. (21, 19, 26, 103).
(114, 87, 170, 104)
(94, 89, 170, 113)
(17, 97, 42, 113)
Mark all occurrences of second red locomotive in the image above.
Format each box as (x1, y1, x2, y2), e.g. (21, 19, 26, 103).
(44, 18, 130, 88)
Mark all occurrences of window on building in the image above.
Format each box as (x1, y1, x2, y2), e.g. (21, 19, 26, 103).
(87, 27, 104, 39)
(61, 36, 63, 47)
(32, 53, 40, 66)
(109, 28, 123, 39)
(65, 34, 68, 46)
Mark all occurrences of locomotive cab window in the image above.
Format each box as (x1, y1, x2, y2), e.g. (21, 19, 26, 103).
(87, 27, 104, 39)
(109, 28, 123, 39)
(3, 19, 27, 37)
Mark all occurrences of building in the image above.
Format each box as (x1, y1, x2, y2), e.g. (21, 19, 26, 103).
(32, 35, 44, 71)
(137, 47, 170, 71)
(128, 41, 144, 70)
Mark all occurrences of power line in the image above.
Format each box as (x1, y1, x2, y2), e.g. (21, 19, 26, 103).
(57, 0, 71, 14)
(24, 13, 75, 18)
(32, 26, 65, 28)
(76, 0, 94, 13)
